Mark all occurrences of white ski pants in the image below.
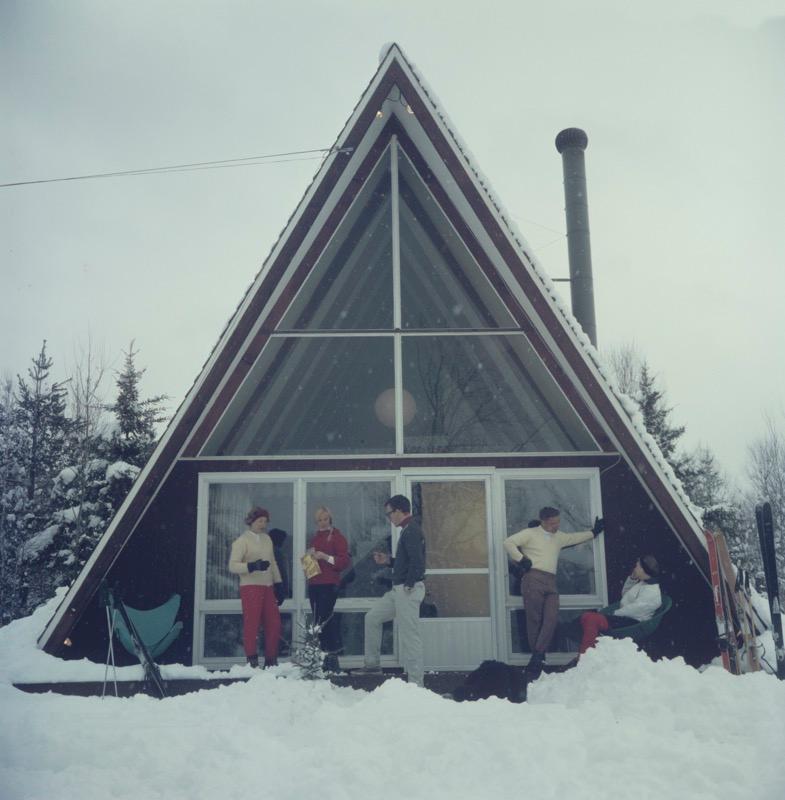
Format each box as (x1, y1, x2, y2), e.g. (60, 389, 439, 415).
(364, 582, 425, 687)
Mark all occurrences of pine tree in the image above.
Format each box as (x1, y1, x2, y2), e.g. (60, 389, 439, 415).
(107, 342, 167, 465)
(24, 341, 143, 611)
(10, 343, 72, 611)
(637, 363, 686, 466)
(15, 342, 71, 507)
(0, 378, 31, 622)
(292, 619, 325, 680)
(607, 346, 746, 557)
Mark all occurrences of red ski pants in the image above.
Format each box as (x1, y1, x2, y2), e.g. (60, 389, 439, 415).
(579, 611, 610, 654)
(240, 585, 281, 660)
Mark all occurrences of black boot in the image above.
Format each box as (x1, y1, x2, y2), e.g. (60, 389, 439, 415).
(525, 652, 545, 681)
(247, 655, 259, 669)
(263, 657, 278, 669)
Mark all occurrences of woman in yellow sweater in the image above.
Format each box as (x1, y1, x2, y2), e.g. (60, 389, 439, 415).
(229, 506, 284, 668)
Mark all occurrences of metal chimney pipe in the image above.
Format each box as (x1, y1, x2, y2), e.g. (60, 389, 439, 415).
(555, 127, 597, 346)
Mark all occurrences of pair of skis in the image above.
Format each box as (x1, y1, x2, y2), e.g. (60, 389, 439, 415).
(755, 503, 785, 679)
(705, 529, 761, 674)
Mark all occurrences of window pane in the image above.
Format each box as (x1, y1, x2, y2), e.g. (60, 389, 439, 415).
(206, 482, 294, 600)
(510, 609, 582, 654)
(204, 613, 293, 659)
(423, 574, 490, 617)
(411, 480, 488, 569)
(203, 337, 395, 456)
(305, 481, 393, 599)
(403, 336, 598, 453)
(504, 478, 596, 596)
(279, 150, 393, 330)
(398, 150, 515, 329)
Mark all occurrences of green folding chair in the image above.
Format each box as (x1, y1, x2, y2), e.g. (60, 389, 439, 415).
(112, 594, 183, 660)
(598, 594, 672, 643)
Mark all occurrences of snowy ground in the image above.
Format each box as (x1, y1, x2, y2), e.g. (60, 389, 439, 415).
(2, 593, 784, 800)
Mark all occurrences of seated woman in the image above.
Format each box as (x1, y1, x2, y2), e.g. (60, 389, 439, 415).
(578, 555, 662, 654)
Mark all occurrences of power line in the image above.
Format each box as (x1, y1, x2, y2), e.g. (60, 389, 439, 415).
(0, 147, 353, 189)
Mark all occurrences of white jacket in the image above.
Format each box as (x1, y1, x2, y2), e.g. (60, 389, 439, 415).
(614, 577, 662, 621)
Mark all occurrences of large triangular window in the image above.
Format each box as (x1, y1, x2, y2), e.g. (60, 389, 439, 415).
(279, 150, 394, 331)
(201, 136, 599, 456)
(398, 152, 515, 329)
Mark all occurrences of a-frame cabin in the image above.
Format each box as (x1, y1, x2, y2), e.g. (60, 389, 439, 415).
(40, 44, 717, 670)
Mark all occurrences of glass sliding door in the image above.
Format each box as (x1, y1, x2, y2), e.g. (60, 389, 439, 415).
(194, 468, 604, 668)
(405, 474, 495, 669)
(303, 478, 396, 662)
(195, 473, 397, 668)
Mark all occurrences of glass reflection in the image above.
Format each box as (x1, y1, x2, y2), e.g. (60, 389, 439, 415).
(504, 478, 596, 596)
(203, 337, 395, 455)
(403, 336, 598, 453)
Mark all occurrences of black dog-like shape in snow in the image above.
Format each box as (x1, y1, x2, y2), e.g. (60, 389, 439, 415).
(452, 660, 526, 703)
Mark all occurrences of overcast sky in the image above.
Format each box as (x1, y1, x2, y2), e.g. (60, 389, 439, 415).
(2, 1, 784, 485)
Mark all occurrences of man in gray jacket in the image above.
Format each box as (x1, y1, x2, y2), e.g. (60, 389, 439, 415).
(362, 495, 426, 687)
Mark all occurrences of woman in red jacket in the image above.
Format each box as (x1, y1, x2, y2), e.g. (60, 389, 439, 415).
(305, 506, 351, 671)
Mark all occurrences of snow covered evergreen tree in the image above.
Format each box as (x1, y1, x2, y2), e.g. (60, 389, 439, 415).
(6, 343, 72, 614)
(23, 342, 153, 612)
(292, 619, 325, 680)
(0, 378, 31, 623)
(636, 363, 686, 471)
(106, 342, 167, 465)
(606, 345, 746, 557)
(23, 343, 113, 610)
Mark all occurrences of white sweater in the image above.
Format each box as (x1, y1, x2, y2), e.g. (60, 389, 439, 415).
(615, 577, 662, 621)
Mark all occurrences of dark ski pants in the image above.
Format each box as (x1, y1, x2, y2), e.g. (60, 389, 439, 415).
(240, 585, 281, 660)
(308, 584, 341, 653)
(521, 569, 559, 654)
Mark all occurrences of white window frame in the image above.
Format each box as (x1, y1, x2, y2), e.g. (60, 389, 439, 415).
(493, 466, 606, 664)
(194, 466, 607, 669)
(194, 470, 398, 669)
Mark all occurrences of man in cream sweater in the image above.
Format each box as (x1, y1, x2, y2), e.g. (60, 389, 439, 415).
(504, 506, 604, 679)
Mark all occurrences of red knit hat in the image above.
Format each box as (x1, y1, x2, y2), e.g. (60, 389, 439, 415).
(245, 507, 270, 526)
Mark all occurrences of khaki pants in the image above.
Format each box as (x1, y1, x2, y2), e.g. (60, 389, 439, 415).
(521, 569, 559, 654)
(364, 582, 426, 687)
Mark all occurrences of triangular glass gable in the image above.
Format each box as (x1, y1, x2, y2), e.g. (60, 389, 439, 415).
(398, 149, 516, 329)
(401, 334, 598, 453)
(279, 148, 394, 330)
(201, 132, 599, 457)
(202, 335, 396, 455)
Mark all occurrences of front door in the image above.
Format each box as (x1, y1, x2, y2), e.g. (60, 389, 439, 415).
(404, 475, 495, 669)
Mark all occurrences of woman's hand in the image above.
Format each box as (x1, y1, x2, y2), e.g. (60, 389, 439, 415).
(314, 550, 329, 561)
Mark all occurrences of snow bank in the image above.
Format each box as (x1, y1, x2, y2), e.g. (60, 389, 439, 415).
(2, 595, 784, 799)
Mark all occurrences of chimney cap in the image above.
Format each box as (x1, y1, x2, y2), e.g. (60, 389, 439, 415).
(555, 128, 588, 153)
